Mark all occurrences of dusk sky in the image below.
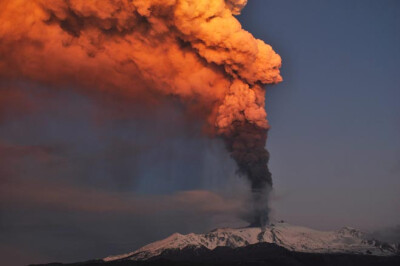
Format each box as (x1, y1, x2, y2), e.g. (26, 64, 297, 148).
(241, 0, 400, 229)
(0, 1, 399, 265)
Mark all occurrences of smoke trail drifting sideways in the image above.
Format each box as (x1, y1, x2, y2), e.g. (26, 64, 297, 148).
(0, 0, 282, 226)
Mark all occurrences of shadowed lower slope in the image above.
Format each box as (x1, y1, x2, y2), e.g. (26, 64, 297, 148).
(32, 242, 400, 266)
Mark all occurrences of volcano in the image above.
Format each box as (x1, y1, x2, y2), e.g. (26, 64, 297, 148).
(32, 222, 400, 266)
(103, 222, 398, 262)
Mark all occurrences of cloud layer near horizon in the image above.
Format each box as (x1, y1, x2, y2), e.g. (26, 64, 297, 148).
(0, 89, 249, 265)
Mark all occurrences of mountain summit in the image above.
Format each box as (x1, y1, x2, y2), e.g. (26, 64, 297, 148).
(104, 222, 399, 262)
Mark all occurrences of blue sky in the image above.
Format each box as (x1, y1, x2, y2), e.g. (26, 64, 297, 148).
(239, 0, 400, 229)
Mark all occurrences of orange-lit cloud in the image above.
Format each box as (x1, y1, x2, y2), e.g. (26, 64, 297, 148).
(0, 0, 281, 132)
(0, 0, 282, 225)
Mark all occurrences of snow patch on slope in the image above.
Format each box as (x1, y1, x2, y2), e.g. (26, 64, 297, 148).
(104, 222, 398, 261)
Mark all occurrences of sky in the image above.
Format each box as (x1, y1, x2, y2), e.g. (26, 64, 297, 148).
(0, 0, 399, 265)
(239, 0, 400, 230)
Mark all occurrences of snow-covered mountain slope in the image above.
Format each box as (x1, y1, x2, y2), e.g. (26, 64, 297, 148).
(104, 222, 399, 262)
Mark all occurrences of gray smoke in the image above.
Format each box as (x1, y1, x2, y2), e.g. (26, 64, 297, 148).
(222, 121, 272, 227)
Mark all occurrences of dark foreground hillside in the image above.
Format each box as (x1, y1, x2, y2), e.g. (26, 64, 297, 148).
(31, 243, 400, 266)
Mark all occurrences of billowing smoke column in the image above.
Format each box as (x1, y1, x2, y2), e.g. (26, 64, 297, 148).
(222, 120, 272, 226)
(0, 0, 282, 226)
(216, 81, 276, 226)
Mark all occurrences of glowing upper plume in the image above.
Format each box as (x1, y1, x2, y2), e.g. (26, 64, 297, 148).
(0, 0, 282, 226)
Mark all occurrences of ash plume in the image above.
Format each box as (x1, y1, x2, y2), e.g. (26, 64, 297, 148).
(0, 0, 282, 227)
(222, 120, 272, 226)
